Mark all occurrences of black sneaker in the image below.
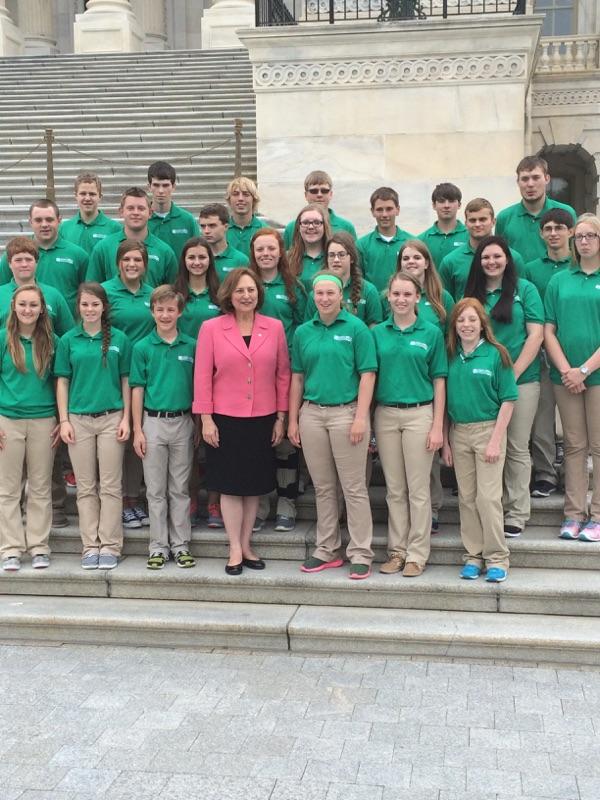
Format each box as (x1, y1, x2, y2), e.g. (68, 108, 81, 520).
(531, 480, 557, 498)
(504, 525, 522, 538)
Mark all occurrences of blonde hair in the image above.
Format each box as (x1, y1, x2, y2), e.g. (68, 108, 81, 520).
(447, 297, 512, 367)
(6, 284, 54, 376)
(396, 239, 446, 323)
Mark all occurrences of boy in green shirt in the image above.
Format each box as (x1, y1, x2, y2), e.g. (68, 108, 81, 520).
(199, 203, 248, 281)
(418, 182, 469, 268)
(283, 170, 357, 249)
(60, 172, 122, 253)
(356, 187, 413, 291)
(147, 161, 200, 260)
(130, 285, 196, 571)
(225, 176, 268, 257)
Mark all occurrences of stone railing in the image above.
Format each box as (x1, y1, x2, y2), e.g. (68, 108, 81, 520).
(536, 34, 600, 73)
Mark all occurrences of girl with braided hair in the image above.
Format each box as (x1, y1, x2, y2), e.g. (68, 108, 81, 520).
(0, 285, 58, 571)
(55, 283, 132, 570)
(305, 232, 382, 328)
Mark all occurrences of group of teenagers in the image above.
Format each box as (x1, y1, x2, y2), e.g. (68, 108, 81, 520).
(0, 155, 598, 584)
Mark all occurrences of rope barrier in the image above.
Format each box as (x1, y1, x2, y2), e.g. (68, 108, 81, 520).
(0, 141, 44, 176)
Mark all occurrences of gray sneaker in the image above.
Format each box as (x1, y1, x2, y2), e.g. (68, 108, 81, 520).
(2, 556, 21, 572)
(98, 554, 118, 570)
(252, 517, 266, 532)
(81, 553, 99, 570)
(274, 515, 295, 532)
(31, 554, 50, 569)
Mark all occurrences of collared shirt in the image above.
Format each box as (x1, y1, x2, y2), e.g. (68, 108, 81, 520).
(306, 278, 383, 327)
(148, 202, 200, 260)
(522, 254, 574, 300)
(545, 265, 600, 387)
(60, 210, 122, 254)
(439, 242, 525, 301)
(54, 324, 130, 414)
(357, 226, 414, 292)
(179, 286, 220, 340)
(260, 272, 308, 349)
(86, 231, 177, 287)
(417, 220, 469, 269)
(0, 279, 74, 336)
(372, 315, 447, 404)
(0, 331, 57, 419)
(283, 208, 357, 249)
(129, 329, 196, 412)
(226, 214, 268, 258)
(213, 244, 249, 281)
(447, 339, 518, 423)
(101, 276, 154, 345)
(496, 197, 576, 264)
(291, 308, 377, 404)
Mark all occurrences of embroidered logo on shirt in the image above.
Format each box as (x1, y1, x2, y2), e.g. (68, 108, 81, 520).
(178, 355, 194, 363)
(144, 302, 151, 307)
(333, 335, 352, 342)
(55, 257, 74, 264)
(108, 345, 120, 353)
(472, 368, 493, 377)
(92, 233, 106, 239)
(208, 304, 219, 310)
(149, 254, 159, 262)
(410, 341, 428, 351)
(172, 228, 189, 235)
(275, 294, 289, 302)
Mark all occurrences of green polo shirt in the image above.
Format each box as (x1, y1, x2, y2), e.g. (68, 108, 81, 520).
(0, 280, 74, 336)
(417, 220, 470, 269)
(357, 226, 414, 292)
(60, 211, 122, 254)
(101, 276, 154, 345)
(291, 308, 377, 404)
(496, 198, 576, 264)
(522, 254, 574, 301)
(447, 340, 518, 424)
(0, 330, 57, 419)
(179, 287, 220, 340)
(484, 278, 544, 385)
(283, 208, 357, 249)
(260, 273, 308, 349)
(129, 329, 195, 412)
(213, 245, 249, 281)
(372, 316, 447, 405)
(227, 214, 268, 258)
(438, 243, 525, 301)
(545, 266, 600, 387)
(298, 252, 325, 291)
(0, 237, 88, 312)
(380, 289, 454, 335)
(148, 202, 200, 261)
(54, 325, 130, 415)
(86, 231, 177, 287)
(306, 278, 383, 327)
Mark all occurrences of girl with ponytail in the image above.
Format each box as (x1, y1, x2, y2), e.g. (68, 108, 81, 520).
(55, 282, 132, 570)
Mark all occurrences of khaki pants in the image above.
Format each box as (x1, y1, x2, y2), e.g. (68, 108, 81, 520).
(69, 412, 125, 556)
(258, 437, 299, 520)
(299, 401, 373, 565)
(531, 359, 559, 485)
(554, 384, 600, 522)
(375, 404, 434, 567)
(0, 415, 55, 558)
(122, 436, 144, 500)
(503, 381, 540, 529)
(142, 412, 194, 556)
(450, 421, 509, 570)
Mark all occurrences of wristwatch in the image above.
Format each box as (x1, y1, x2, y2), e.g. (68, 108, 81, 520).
(580, 366, 590, 376)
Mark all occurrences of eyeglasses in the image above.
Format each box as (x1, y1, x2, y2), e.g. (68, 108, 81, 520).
(299, 220, 324, 229)
(575, 233, 599, 242)
(327, 251, 349, 260)
(306, 187, 331, 196)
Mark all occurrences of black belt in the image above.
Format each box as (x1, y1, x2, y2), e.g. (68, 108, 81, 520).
(383, 400, 432, 409)
(145, 409, 190, 418)
(306, 400, 357, 408)
(85, 408, 120, 418)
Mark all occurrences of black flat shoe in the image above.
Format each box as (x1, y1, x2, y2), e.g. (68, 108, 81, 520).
(225, 562, 243, 575)
(242, 557, 265, 570)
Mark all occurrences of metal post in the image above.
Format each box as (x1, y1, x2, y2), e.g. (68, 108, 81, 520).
(329, 0, 334, 23)
(442, 0, 447, 17)
(44, 128, 55, 202)
(234, 118, 243, 177)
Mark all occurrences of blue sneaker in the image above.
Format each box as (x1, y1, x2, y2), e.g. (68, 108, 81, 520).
(486, 567, 508, 583)
(460, 564, 481, 580)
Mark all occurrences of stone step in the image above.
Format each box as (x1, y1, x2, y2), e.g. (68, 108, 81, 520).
(3, 555, 600, 617)
(47, 518, 599, 571)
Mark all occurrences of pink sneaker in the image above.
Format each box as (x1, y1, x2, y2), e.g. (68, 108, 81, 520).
(559, 519, 583, 540)
(579, 521, 600, 542)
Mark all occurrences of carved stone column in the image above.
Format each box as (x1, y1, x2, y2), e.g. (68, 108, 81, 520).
(0, 0, 24, 55)
(201, 0, 255, 50)
(73, 0, 144, 53)
(132, 0, 167, 50)
(19, 0, 57, 55)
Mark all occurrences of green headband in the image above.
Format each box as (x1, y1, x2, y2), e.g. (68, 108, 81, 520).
(312, 273, 343, 290)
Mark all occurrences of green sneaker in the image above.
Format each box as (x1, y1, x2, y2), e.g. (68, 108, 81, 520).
(147, 552, 167, 570)
(349, 563, 371, 580)
(300, 556, 344, 573)
(174, 550, 196, 569)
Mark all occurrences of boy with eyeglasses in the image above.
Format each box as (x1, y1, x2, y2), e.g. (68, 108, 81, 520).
(283, 170, 356, 249)
(523, 208, 575, 497)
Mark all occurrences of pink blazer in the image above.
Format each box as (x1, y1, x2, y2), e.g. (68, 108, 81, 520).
(193, 312, 290, 417)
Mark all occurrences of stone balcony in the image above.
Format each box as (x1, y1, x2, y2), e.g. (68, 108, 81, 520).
(536, 33, 600, 75)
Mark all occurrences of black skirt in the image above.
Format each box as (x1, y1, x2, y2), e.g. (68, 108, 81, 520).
(205, 413, 277, 496)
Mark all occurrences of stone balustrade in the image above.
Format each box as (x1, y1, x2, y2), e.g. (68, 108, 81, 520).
(536, 34, 600, 74)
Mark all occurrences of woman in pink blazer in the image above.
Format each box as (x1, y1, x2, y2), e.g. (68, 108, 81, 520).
(193, 268, 290, 575)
